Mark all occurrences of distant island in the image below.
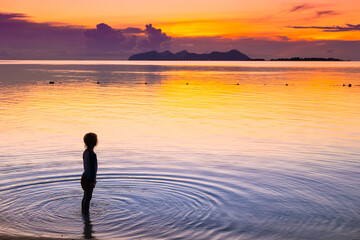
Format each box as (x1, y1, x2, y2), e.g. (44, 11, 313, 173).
(128, 50, 347, 61)
(128, 49, 254, 61)
(270, 57, 344, 61)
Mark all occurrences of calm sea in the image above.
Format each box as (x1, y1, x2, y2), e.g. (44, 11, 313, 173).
(0, 60, 359, 240)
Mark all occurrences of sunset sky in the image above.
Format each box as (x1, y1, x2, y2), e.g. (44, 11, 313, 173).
(1, 0, 359, 59)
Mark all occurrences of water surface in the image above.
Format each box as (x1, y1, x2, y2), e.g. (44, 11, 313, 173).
(0, 61, 360, 239)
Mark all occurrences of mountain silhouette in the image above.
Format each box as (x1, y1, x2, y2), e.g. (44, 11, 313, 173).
(129, 49, 251, 60)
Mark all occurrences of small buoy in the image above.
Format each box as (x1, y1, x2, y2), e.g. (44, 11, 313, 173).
(186, 83, 189, 85)
(343, 84, 346, 86)
(285, 84, 288, 86)
(348, 84, 352, 87)
(49, 81, 54, 84)
(236, 83, 239, 85)
(97, 81, 100, 84)
(144, 82, 147, 84)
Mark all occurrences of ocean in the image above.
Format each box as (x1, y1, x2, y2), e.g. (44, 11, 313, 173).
(0, 60, 359, 239)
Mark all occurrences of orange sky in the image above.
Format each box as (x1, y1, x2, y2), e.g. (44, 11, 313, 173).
(1, 0, 360, 40)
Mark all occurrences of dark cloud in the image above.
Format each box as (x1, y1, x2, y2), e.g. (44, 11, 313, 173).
(84, 23, 126, 50)
(290, 4, 313, 12)
(0, 12, 27, 21)
(83, 24, 172, 52)
(138, 24, 171, 50)
(122, 27, 144, 34)
(277, 36, 290, 41)
(289, 5, 340, 19)
(0, 11, 172, 59)
(0, 12, 83, 34)
(316, 10, 339, 17)
(127, 35, 137, 49)
(287, 23, 360, 32)
(0, 12, 139, 59)
(84, 23, 140, 54)
(0, 12, 85, 59)
(0, 11, 359, 60)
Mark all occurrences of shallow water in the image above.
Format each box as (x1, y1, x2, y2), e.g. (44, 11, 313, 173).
(0, 61, 360, 240)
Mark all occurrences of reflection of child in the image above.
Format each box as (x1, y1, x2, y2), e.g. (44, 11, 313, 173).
(81, 133, 98, 214)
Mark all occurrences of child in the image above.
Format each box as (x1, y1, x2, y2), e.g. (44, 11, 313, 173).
(81, 132, 98, 214)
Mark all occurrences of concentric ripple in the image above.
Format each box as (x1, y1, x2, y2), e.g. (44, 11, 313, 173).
(1, 167, 359, 240)
(0, 171, 250, 240)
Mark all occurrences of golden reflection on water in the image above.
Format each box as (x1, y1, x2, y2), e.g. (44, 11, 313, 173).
(1, 63, 359, 166)
(1, 62, 360, 239)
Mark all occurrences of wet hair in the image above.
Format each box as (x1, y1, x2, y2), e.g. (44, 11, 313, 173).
(84, 132, 98, 149)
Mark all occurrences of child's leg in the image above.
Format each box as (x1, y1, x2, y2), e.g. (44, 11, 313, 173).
(82, 188, 93, 214)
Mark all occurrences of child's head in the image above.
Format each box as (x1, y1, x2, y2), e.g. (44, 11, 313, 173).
(84, 132, 98, 149)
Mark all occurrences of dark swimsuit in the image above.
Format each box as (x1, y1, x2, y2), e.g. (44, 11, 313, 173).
(81, 173, 94, 190)
(81, 149, 98, 190)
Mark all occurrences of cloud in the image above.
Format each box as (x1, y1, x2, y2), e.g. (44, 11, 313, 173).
(0, 11, 173, 58)
(0, 12, 83, 33)
(138, 24, 171, 50)
(0, 12, 138, 59)
(0, 12, 85, 57)
(316, 10, 339, 18)
(84, 23, 127, 50)
(0, 12, 27, 21)
(122, 27, 144, 34)
(290, 4, 313, 12)
(1, 11, 360, 60)
(287, 23, 360, 32)
(288, 4, 340, 19)
(276, 36, 290, 41)
(84, 23, 172, 52)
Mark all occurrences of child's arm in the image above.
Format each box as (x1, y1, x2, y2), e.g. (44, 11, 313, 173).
(89, 152, 97, 187)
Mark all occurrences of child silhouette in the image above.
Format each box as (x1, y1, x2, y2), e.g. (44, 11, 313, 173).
(81, 133, 98, 214)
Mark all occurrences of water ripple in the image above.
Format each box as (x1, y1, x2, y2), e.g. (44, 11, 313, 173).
(0, 169, 359, 240)
(0, 172, 246, 239)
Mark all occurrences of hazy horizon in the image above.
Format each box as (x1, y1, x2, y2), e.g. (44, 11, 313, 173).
(1, 0, 360, 60)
